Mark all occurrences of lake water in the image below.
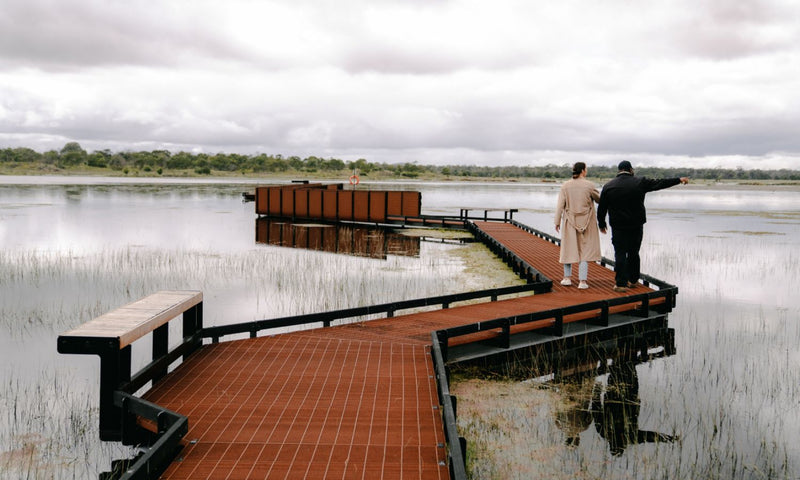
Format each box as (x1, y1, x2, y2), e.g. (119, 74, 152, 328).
(1, 176, 799, 479)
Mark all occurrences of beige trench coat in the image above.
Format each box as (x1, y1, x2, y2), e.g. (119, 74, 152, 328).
(554, 178, 602, 264)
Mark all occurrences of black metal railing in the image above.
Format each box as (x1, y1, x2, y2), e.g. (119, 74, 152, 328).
(433, 287, 676, 364)
(101, 392, 188, 480)
(201, 282, 551, 343)
(466, 221, 550, 284)
(383, 208, 518, 229)
(430, 333, 468, 480)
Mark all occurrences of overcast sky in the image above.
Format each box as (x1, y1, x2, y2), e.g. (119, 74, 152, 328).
(1, 0, 799, 169)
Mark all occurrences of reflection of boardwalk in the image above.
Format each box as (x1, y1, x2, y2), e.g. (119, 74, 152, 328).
(140, 221, 670, 479)
(255, 218, 421, 259)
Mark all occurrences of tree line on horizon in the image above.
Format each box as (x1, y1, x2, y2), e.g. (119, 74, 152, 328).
(2, 142, 799, 181)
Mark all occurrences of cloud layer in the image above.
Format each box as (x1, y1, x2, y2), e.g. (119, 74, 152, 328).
(1, 0, 799, 169)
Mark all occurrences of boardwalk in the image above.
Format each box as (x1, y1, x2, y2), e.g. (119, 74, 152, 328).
(133, 221, 661, 479)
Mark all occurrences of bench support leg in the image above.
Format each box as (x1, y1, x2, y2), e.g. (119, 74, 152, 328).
(99, 346, 131, 441)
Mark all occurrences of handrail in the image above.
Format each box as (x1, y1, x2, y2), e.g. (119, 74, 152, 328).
(466, 221, 550, 284)
(201, 282, 550, 342)
(430, 332, 468, 480)
(108, 391, 188, 480)
(434, 287, 677, 363)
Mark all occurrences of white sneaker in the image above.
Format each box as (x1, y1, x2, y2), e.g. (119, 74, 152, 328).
(578, 281, 589, 290)
(560, 278, 572, 286)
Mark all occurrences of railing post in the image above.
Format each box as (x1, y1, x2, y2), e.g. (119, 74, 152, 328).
(553, 311, 564, 337)
(183, 302, 203, 360)
(119, 394, 136, 446)
(438, 331, 449, 363)
(639, 296, 650, 317)
(600, 302, 610, 326)
(98, 345, 131, 441)
(152, 323, 168, 383)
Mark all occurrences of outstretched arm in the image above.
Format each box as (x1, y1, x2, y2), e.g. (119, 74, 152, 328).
(642, 177, 688, 193)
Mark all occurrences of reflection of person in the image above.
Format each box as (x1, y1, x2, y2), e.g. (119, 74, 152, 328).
(552, 377, 595, 447)
(554, 162, 602, 290)
(591, 362, 677, 456)
(597, 161, 689, 292)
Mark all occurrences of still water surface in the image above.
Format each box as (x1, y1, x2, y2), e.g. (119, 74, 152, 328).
(1, 176, 799, 478)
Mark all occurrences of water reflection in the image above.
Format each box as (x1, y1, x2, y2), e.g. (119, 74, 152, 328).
(547, 328, 678, 456)
(255, 218, 420, 259)
(591, 361, 678, 456)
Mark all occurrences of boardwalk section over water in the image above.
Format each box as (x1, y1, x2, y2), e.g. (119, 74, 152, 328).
(59, 206, 678, 479)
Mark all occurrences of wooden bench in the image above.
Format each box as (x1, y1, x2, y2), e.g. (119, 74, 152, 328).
(57, 290, 203, 441)
(58, 290, 203, 351)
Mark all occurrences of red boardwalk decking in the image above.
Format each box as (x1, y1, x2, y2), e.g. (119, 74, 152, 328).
(139, 221, 659, 479)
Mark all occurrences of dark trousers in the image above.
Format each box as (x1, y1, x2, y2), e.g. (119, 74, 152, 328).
(611, 226, 643, 287)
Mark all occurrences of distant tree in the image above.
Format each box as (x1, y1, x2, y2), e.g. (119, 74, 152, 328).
(304, 156, 322, 171)
(321, 157, 345, 171)
(108, 154, 127, 170)
(210, 153, 235, 171)
(6, 147, 41, 163)
(347, 158, 374, 174)
(399, 162, 421, 178)
(166, 152, 194, 170)
(86, 152, 108, 168)
(42, 150, 59, 164)
(59, 142, 87, 166)
(287, 156, 303, 170)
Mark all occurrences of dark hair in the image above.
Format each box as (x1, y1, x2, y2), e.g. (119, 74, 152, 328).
(571, 162, 586, 179)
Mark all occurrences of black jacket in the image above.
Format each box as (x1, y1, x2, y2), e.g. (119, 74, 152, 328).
(597, 173, 681, 230)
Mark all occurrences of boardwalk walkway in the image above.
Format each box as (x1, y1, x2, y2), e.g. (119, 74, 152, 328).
(139, 221, 660, 479)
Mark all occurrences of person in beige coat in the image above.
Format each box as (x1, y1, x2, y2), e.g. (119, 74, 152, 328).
(554, 162, 603, 289)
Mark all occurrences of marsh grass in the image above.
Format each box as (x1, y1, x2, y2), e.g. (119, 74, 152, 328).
(0, 369, 131, 479)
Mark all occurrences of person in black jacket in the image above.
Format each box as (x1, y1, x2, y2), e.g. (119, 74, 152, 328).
(597, 161, 689, 291)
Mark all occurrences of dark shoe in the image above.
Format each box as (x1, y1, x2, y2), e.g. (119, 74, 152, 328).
(627, 281, 638, 288)
(612, 285, 628, 292)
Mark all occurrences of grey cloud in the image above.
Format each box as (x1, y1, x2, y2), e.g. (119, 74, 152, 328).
(0, 1, 255, 70)
(670, 0, 798, 59)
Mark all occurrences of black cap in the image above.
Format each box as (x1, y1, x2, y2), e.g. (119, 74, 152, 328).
(618, 160, 633, 172)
